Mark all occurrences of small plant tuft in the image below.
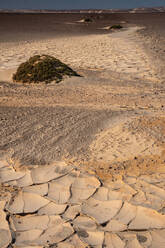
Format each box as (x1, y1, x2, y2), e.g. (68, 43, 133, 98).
(13, 55, 80, 84)
(84, 18, 93, 23)
(110, 24, 123, 30)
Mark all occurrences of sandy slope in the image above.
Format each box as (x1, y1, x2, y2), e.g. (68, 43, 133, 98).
(0, 26, 165, 178)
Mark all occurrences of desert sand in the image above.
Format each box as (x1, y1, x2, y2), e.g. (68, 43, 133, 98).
(0, 27, 160, 80)
(0, 12, 165, 247)
(0, 16, 164, 170)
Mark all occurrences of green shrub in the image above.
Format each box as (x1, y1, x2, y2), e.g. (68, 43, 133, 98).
(84, 18, 93, 23)
(13, 55, 80, 84)
(110, 24, 123, 30)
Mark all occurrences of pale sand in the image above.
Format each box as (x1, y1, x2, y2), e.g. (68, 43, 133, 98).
(90, 118, 162, 163)
(0, 68, 16, 82)
(0, 27, 160, 82)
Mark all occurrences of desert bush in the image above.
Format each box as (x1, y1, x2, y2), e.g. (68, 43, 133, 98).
(110, 24, 123, 29)
(13, 55, 80, 83)
(84, 18, 93, 23)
